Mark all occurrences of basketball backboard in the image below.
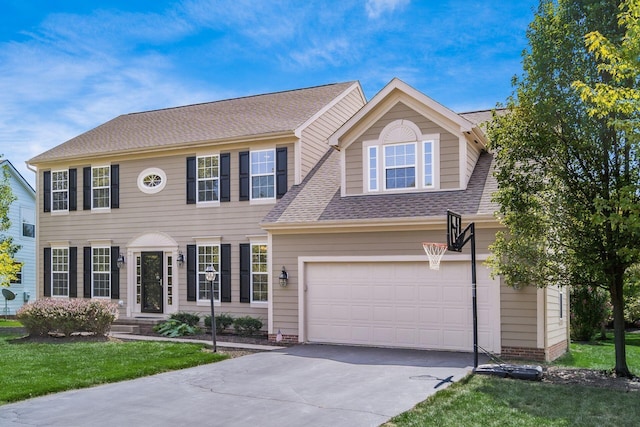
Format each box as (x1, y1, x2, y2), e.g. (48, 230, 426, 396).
(447, 210, 463, 252)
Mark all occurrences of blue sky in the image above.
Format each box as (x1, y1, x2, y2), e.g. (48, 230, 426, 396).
(0, 0, 539, 187)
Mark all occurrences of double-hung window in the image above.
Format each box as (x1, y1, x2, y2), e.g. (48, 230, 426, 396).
(92, 166, 110, 209)
(52, 248, 69, 297)
(250, 149, 275, 200)
(52, 170, 69, 211)
(197, 155, 219, 202)
(197, 245, 220, 302)
(21, 208, 35, 238)
(384, 143, 416, 189)
(92, 247, 111, 298)
(251, 244, 268, 302)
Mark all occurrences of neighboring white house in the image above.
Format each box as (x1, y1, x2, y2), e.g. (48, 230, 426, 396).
(1, 160, 36, 315)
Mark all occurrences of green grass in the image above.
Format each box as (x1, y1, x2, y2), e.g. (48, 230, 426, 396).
(554, 331, 640, 371)
(0, 319, 23, 327)
(386, 332, 640, 427)
(0, 334, 225, 404)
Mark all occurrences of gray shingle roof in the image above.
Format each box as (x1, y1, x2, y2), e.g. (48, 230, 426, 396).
(29, 82, 358, 164)
(263, 148, 498, 225)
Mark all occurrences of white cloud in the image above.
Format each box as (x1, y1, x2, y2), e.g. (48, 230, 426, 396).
(365, 0, 410, 19)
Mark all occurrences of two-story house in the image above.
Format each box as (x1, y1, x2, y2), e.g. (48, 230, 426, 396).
(28, 78, 568, 362)
(28, 82, 366, 326)
(1, 160, 36, 315)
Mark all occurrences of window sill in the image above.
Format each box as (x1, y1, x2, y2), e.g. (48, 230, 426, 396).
(197, 300, 222, 307)
(250, 301, 268, 308)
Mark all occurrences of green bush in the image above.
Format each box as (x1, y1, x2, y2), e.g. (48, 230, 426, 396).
(153, 319, 201, 337)
(232, 316, 263, 336)
(570, 285, 610, 341)
(204, 313, 234, 334)
(169, 312, 200, 327)
(16, 299, 118, 336)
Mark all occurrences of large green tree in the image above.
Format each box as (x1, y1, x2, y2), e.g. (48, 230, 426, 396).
(0, 157, 20, 287)
(488, 0, 638, 377)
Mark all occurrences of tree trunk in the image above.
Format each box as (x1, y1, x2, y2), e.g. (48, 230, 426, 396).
(610, 272, 631, 377)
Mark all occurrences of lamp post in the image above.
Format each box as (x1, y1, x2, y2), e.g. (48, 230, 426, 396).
(205, 265, 218, 352)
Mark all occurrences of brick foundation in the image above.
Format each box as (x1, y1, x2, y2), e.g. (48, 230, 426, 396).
(268, 333, 299, 344)
(501, 346, 546, 362)
(546, 340, 568, 362)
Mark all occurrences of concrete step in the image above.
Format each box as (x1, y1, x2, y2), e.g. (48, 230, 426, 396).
(110, 324, 140, 334)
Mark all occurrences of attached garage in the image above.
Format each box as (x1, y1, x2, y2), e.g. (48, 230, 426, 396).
(301, 257, 501, 353)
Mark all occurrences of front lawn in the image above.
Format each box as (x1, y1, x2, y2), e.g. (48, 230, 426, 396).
(0, 333, 224, 404)
(385, 332, 640, 427)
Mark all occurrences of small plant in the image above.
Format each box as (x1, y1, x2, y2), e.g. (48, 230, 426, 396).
(169, 312, 200, 327)
(204, 313, 234, 334)
(154, 318, 201, 337)
(232, 316, 263, 336)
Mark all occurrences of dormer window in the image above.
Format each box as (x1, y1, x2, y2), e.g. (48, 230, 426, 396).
(364, 120, 439, 194)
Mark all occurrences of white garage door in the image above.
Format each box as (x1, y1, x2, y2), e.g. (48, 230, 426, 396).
(305, 260, 500, 352)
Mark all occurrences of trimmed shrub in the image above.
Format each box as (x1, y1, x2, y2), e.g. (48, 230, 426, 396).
(570, 286, 610, 341)
(169, 312, 200, 327)
(204, 313, 234, 334)
(17, 299, 118, 336)
(232, 316, 263, 336)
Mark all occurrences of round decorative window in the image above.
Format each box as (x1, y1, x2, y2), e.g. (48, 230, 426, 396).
(137, 168, 167, 194)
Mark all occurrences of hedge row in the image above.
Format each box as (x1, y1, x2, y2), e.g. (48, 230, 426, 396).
(17, 299, 118, 336)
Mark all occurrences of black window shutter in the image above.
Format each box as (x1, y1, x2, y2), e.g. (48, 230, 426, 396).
(69, 168, 77, 211)
(221, 244, 231, 302)
(239, 243, 250, 303)
(110, 165, 119, 209)
(83, 247, 91, 298)
(69, 247, 77, 298)
(186, 157, 196, 204)
(111, 246, 120, 299)
(44, 248, 51, 297)
(220, 153, 231, 202)
(43, 171, 51, 213)
(187, 244, 196, 301)
(276, 147, 288, 199)
(239, 151, 249, 201)
(83, 167, 91, 210)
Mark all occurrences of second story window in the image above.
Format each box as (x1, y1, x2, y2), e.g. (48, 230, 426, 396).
(52, 170, 68, 211)
(197, 155, 219, 202)
(92, 166, 110, 209)
(384, 143, 416, 189)
(250, 149, 275, 199)
(21, 207, 35, 238)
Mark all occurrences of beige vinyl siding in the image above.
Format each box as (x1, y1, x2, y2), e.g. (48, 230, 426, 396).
(299, 88, 365, 181)
(500, 284, 538, 348)
(36, 147, 294, 321)
(270, 227, 499, 337)
(466, 140, 482, 186)
(546, 285, 568, 347)
(342, 101, 460, 195)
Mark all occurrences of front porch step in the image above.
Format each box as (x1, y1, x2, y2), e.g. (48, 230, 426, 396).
(110, 324, 140, 334)
(113, 317, 166, 334)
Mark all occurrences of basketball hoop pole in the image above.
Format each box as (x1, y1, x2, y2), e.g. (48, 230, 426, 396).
(447, 210, 479, 369)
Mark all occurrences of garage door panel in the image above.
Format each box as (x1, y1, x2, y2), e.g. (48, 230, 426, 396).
(306, 261, 500, 352)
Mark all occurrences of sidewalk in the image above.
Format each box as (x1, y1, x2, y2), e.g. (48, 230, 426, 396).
(109, 332, 284, 351)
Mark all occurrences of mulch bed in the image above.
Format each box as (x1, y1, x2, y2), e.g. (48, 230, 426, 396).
(542, 366, 640, 392)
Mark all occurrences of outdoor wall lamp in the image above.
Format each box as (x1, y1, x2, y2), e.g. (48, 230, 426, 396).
(177, 251, 185, 267)
(279, 266, 289, 287)
(117, 253, 126, 269)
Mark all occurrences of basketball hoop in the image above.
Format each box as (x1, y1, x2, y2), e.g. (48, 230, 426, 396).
(422, 242, 448, 270)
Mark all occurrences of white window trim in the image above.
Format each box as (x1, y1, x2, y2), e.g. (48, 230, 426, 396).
(91, 166, 111, 211)
(51, 169, 69, 213)
(196, 242, 221, 306)
(51, 246, 69, 298)
(363, 132, 440, 194)
(250, 148, 276, 201)
(137, 167, 167, 194)
(249, 239, 269, 306)
(20, 206, 35, 239)
(382, 141, 417, 191)
(91, 246, 111, 299)
(196, 154, 221, 205)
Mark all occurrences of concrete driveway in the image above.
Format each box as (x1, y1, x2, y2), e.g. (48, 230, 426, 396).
(0, 345, 481, 427)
